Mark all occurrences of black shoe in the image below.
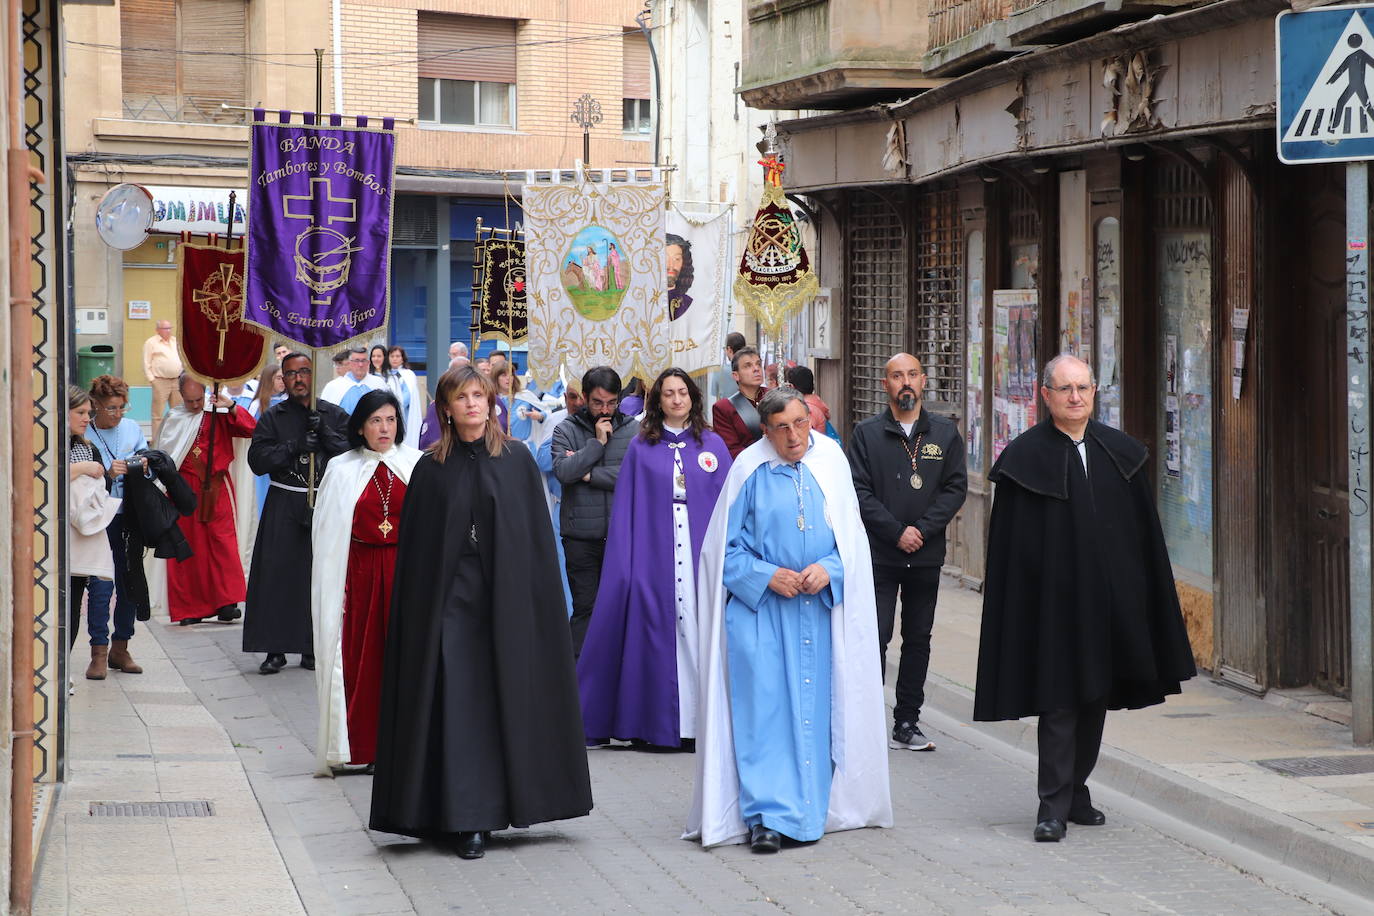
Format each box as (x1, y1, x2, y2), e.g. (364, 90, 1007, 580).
(749, 824, 781, 853)
(1034, 818, 1067, 842)
(258, 653, 287, 675)
(1068, 806, 1106, 826)
(216, 605, 242, 623)
(890, 721, 935, 751)
(178, 616, 208, 626)
(300, 654, 315, 671)
(455, 831, 485, 859)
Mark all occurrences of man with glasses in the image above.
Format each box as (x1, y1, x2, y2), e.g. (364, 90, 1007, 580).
(244, 353, 350, 675)
(320, 346, 386, 415)
(974, 353, 1195, 843)
(552, 365, 639, 656)
(143, 319, 183, 440)
(687, 387, 890, 853)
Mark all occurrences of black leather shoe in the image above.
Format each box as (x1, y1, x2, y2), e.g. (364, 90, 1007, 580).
(216, 605, 242, 623)
(749, 824, 782, 853)
(300, 654, 316, 671)
(1068, 806, 1106, 826)
(259, 653, 287, 675)
(455, 831, 485, 860)
(1034, 818, 1067, 842)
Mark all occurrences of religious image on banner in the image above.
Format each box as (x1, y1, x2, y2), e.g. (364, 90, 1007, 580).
(525, 179, 668, 388)
(176, 244, 266, 385)
(734, 153, 819, 340)
(475, 230, 528, 345)
(244, 109, 396, 349)
(666, 207, 732, 377)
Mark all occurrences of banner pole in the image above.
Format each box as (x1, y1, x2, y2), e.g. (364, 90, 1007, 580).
(308, 346, 318, 509)
(201, 381, 220, 524)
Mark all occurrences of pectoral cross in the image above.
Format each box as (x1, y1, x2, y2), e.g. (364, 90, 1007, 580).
(193, 262, 243, 363)
(378, 518, 394, 538)
(192, 446, 203, 459)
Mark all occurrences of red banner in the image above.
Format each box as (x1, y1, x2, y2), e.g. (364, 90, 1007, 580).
(177, 243, 266, 385)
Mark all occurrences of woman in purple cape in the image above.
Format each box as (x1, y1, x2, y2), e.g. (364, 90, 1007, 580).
(577, 368, 732, 748)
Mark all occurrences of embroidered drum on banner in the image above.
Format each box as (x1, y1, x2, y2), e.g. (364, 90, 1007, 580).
(525, 179, 669, 388)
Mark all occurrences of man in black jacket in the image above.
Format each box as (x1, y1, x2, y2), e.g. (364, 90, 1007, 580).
(847, 353, 968, 751)
(552, 365, 640, 657)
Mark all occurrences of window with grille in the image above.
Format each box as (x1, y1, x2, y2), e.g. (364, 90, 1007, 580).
(847, 191, 908, 425)
(913, 187, 963, 415)
(418, 14, 517, 128)
(120, 0, 247, 124)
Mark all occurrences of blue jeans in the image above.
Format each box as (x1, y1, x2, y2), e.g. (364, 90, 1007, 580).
(85, 515, 137, 646)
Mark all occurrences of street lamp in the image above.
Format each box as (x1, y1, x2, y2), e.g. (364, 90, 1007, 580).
(570, 93, 604, 167)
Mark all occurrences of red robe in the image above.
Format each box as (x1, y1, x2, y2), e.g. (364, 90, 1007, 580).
(167, 407, 256, 621)
(342, 465, 406, 764)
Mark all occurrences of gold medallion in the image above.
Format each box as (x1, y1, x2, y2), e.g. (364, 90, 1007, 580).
(910, 472, 924, 490)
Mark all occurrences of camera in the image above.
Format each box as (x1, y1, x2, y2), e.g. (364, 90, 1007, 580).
(125, 456, 147, 473)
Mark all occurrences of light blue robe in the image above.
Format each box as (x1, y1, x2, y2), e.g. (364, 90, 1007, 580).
(723, 459, 845, 842)
(535, 431, 575, 617)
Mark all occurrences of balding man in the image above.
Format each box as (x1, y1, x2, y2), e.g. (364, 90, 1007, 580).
(143, 320, 183, 440)
(847, 353, 967, 753)
(974, 354, 1195, 843)
(449, 341, 469, 361)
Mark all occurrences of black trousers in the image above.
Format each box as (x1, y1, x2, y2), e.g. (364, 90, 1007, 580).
(873, 563, 941, 724)
(563, 536, 606, 658)
(70, 576, 89, 650)
(1036, 698, 1107, 822)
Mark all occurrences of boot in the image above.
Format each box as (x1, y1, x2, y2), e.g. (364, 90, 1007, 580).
(108, 640, 142, 674)
(85, 645, 109, 680)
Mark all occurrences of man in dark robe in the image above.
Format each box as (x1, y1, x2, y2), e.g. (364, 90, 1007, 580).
(711, 346, 769, 459)
(243, 352, 349, 674)
(974, 354, 1196, 843)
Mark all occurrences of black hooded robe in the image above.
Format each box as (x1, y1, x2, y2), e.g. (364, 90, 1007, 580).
(973, 419, 1196, 722)
(369, 437, 593, 837)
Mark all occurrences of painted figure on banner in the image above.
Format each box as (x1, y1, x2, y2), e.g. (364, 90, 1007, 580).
(607, 243, 625, 291)
(563, 225, 629, 320)
(667, 234, 695, 320)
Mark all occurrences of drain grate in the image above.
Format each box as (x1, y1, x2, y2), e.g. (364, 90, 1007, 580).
(1163, 713, 1213, 719)
(90, 801, 215, 818)
(1256, 754, 1374, 778)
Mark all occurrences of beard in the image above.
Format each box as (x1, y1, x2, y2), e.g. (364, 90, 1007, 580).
(896, 387, 918, 411)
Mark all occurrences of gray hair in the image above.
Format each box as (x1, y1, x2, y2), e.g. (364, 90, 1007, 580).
(1042, 353, 1096, 388)
(758, 386, 808, 424)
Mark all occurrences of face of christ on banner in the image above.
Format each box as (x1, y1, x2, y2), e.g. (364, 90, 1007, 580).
(666, 233, 695, 321)
(562, 224, 629, 320)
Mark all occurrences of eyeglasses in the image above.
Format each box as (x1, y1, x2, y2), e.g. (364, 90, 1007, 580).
(282, 368, 313, 378)
(1046, 383, 1095, 396)
(589, 397, 619, 411)
(767, 417, 813, 434)
(95, 404, 127, 414)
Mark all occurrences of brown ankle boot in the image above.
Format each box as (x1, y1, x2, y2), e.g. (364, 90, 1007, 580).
(108, 640, 142, 674)
(85, 645, 109, 680)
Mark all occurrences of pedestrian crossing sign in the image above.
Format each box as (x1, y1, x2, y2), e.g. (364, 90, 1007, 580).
(1279, 5, 1374, 163)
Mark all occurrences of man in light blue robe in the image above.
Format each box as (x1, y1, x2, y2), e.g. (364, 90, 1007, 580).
(687, 387, 892, 853)
(319, 347, 387, 415)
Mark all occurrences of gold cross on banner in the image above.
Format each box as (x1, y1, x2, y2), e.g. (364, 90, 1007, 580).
(193, 262, 243, 363)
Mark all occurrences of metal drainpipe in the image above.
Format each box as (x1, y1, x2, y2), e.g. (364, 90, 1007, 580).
(8, 0, 38, 908)
(636, 3, 662, 166)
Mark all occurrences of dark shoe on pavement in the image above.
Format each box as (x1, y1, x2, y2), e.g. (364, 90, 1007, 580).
(259, 653, 287, 675)
(1068, 806, 1106, 826)
(455, 831, 485, 860)
(216, 605, 242, 623)
(1034, 818, 1067, 842)
(178, 617, 204, 626)
(300, 654, 316, 671)
(749, 825, 782, 853)
(890, 720, 935, 751)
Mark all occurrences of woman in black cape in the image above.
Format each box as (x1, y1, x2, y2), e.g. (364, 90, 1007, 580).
(369, 365, 593, 859)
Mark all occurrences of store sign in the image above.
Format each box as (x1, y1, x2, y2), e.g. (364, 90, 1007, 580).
(146, 185, 248, 234)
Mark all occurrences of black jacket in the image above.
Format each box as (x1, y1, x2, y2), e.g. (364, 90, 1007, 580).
(122, 448, 197, 561)
(551, 409, 639, 541)
(847, 406, 968, 568)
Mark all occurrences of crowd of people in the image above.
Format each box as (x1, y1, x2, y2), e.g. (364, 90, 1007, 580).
(66, 331, 1195, 858)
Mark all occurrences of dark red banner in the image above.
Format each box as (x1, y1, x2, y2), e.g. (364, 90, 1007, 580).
(177, 243, 266, 385)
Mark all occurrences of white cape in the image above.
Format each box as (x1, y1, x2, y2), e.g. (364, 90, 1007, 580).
(387, 368, 425, 450)
(230, 436, 256, 577)
(310, 444, 421, 775)
(684, 432, 892, 846)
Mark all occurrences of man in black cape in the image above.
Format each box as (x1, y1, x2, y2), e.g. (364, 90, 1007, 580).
(243, 352, 349, 674)
(974, 354, 1195, 843)
(370, 366, 592, 860)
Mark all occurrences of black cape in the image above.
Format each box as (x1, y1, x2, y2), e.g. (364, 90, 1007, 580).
(973, 419, 1196, 722)
(242, 398, 349, 654)
(369, 437, 593, 837)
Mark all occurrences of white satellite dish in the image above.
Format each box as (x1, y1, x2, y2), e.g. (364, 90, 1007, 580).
(94, 183, 154, 250)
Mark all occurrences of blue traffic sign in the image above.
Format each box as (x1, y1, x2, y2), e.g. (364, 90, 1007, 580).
(1278, 4, 1374, 163)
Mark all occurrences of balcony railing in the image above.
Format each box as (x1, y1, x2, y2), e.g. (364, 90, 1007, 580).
(929, 0, 1010, 50)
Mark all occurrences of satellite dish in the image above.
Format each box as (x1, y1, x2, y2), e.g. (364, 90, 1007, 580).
(94, 183, 154, 250)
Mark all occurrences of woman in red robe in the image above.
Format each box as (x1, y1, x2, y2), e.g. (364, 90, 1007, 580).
(311, 390, 422, 774)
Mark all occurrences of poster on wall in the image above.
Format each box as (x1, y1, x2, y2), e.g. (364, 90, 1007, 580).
(992, 288, 1039, 460)
(666, 207, 732, 376)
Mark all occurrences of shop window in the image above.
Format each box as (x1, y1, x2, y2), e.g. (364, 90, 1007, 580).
(418, 14, 517, 129)
(1094, 217, 1123, 428)
(966, 230, 986, 473)
(120, 0, 247, 123)
(914, 187, 964, 415)
(847, 191, 908, 424)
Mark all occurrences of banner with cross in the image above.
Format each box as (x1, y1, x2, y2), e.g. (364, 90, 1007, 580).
(243, 109, 396, 348)
(176, 243, 266, 386)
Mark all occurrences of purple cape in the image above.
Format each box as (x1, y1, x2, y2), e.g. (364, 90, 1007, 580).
(576, 427, 732, 746)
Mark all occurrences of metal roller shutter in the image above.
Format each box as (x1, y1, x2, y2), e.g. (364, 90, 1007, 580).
(418, 13, 517, 84)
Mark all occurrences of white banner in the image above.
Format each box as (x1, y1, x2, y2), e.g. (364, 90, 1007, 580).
(525, 180, 669, 388)
(666, 207, 732, 378)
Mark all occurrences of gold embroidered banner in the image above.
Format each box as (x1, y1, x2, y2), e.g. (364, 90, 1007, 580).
(734, 158, 818, 339)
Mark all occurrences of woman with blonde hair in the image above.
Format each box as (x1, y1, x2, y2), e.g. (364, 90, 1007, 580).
(370, 366, 591, 860)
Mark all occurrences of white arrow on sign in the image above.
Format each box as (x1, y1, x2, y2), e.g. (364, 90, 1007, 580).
(1284, 11, 1374, 143)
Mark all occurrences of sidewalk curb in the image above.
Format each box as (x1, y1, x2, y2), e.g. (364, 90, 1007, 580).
(920, 670, 1374, 903)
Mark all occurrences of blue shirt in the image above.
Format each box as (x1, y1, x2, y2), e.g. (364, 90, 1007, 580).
(86, 417, 149, 501)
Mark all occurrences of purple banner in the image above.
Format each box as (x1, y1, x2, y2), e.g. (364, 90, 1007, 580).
(244, 110, 395, 349)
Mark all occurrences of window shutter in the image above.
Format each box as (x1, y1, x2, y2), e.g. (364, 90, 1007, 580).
(121, 0, 178, 118)
(417, 14, 517, 84)
(622, 31, 650, 99)
(179, 0, 248, 122)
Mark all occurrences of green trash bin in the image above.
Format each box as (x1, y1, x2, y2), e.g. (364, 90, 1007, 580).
(76, 344, 116, 390)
